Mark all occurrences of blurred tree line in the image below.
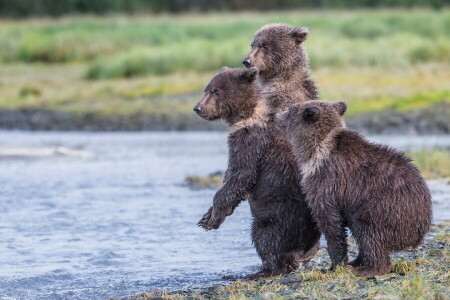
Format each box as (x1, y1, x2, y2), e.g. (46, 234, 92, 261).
(0, 0, 446, 17)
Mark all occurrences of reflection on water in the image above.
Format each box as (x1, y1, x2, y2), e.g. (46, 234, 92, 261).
(0, 131, 448, 299)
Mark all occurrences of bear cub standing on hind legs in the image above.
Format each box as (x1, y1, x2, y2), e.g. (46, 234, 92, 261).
(193, 67, 321, 279)
(243, 23, 318, 112)
(275, 100, 432, 277)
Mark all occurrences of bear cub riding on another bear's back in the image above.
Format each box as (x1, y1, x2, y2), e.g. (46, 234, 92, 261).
(275, 100, 432, 277)
(194, 67, 320, 279)
(243, 23, 318, 112)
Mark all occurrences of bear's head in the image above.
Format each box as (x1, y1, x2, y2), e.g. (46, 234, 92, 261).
(193, 67, 259, 125)
(243, 24, 309, 78)
(275, 100, 347, 147)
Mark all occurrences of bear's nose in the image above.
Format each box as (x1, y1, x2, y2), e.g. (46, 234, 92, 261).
(193, 105, 202, 114)
(242, 58, 251, 68)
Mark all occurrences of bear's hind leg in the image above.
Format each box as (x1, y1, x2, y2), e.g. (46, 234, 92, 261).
(244, 253, 287, 280)
(247, 220, 290, 279)
(351, 247, 391, 277)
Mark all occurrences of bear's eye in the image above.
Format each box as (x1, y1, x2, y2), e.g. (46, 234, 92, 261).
(211, 89, 219, 96)
(259, 43, 267, 49)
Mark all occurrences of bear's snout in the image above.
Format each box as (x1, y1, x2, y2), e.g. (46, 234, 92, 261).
(193, 104, 202, 114)
(242, 58, 252, 68)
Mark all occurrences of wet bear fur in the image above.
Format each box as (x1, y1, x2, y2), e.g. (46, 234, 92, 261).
(275, 100, 432, 277)
(193, 67, 321, 278)
(243, 23, 319, 113)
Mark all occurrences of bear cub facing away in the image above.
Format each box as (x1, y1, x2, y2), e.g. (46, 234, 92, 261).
(193, 67, 321, 278)
(243, 23, 318, 113)
(275, 100, 432, 277)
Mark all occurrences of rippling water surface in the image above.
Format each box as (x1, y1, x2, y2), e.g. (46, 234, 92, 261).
(0, 131, 448, 299)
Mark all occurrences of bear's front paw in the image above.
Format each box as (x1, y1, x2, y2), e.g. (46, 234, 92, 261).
(207, 208, 227, 230)
(197, 207, 213, 230)
(197, 207, 227, 230)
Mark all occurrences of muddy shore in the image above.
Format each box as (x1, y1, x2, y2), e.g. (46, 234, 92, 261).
(0, 102, 448, 134)
(123, 220, 449, 300)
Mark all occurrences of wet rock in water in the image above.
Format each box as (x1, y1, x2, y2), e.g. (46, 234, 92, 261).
(184, 171, 224, 189)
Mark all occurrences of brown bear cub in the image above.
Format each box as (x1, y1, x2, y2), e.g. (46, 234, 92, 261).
(274, 100, 432, 277)
(243, 23, 318, 112)
(193, 67, 321, 279)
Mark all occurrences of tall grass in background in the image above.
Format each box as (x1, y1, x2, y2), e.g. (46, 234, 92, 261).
(0, 9, 449, 79)
(409, 149, 450, 179)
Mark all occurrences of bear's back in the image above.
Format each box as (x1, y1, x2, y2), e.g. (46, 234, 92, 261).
(323, 129, 432, 248)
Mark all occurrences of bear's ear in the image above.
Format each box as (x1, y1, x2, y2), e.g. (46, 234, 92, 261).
(239, 67, 258, 83)
(220, 66, 230, 72)
(290, 27, 309, 44)
(302, 106, 320, 123)
(333, 102, 347, 116)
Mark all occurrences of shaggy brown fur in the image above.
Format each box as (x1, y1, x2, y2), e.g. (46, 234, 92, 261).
(275, 100, 432, 277)
(243, 23, 319, 112)
(193, 67, 321, 278)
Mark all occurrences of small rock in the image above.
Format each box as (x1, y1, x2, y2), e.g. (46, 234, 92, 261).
(256, 292, 279, 300)
(374, 273, 397, 282)
(278, 273, 303, 285)
(290, 283, 301, 289)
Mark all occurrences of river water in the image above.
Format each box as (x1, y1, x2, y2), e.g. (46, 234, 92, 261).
(0, 131, 448, 300)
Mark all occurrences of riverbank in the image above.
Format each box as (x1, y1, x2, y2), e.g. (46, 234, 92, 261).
(184, 148, 450, 189)
(125, 220, 450, 300)
(0, 100, 448, 134)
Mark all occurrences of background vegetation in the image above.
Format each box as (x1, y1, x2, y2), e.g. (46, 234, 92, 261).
(0, 0, 446, 17)
(0, 9, 448, 126)
(0, 10, 448, 76)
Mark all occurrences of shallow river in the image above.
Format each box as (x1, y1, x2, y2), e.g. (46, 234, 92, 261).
(0, 131, 448, 300)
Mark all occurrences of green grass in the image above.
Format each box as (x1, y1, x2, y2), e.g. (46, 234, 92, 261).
(346, 90, 450, 116)
(0, 10, 449, 122)
(409, 149, 450, 180)
(0, 63, 448, 119)
(0, 9, 449, 78)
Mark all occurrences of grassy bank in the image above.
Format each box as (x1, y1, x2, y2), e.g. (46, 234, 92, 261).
(123, 221, 450, 300)
(0, 63, 448, 118)
(1, 10, 449, 77)
(0, 10, 449, 130)
(410, 149, 450, 181)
